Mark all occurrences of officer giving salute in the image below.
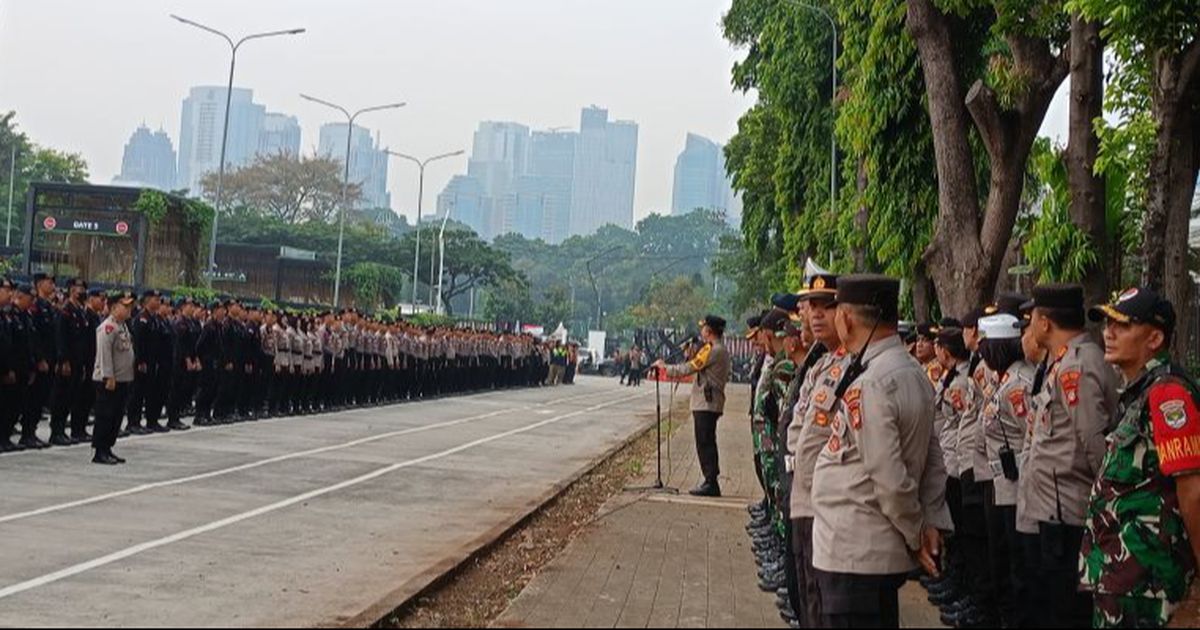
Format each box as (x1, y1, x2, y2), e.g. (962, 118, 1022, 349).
(1081, 287, 1200, 628)
(653, 314, 732, 498)
(93, 291, 136, 466)
(809, 274, 950, 629)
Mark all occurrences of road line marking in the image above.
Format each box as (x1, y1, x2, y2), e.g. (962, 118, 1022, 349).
(0, 388, 622, 525)
(0, 391, 651, 602)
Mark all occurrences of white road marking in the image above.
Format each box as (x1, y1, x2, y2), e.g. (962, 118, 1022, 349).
(0, 388, 619, 525)
(0, 391, 650, 601)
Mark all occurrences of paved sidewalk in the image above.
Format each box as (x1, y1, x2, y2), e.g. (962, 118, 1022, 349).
(495, 381, 945, 629)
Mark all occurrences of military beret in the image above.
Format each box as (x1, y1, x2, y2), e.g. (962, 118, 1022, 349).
(87, 287, 106, 298)
(935, 326, 965, 346)
(835, 274, 900, 321)
(141, 289, 162, 300)
(1022, 284, 1084, 312)
(32, 272, 55, 285)
(65, 277, 88, 290)
(759, 308, 791, 336)
(15, 283, 34, 296)
(173, 296, 194, 308)
(798, 273, 838, 300)
(1088, 286, 1176, 336)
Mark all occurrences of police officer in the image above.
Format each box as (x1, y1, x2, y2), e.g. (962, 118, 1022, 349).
(809, 274, 951, 628)
(93, 291, 136, 465)
(126, 290, 163, 435)
(653, 314, 732, 498)
(21, 274, 56, 449)
(1081, 287, 1200, 628)
(0, 278, 33, 453)
(786, 273, 847, 628)
(1016, 283, 1119, 627)
(50, 278, 92, 446)
(166, 297, 198, 432)
(73, 287, 106, 443)
(194, 301, 226, 426)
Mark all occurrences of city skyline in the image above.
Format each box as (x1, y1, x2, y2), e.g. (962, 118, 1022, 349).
(0, 0, 758, 224)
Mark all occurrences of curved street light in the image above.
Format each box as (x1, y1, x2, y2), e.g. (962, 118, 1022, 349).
(300, 95, 406, 307)
(170, 15, 305, 281)
(383, 149, 464, 312)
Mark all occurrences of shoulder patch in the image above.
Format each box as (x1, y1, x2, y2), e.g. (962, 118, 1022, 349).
(845, 386, 863, 430)
(104, 324, 114, 334)
(950, 388, 965, 412)
(1059, 369, 1081, 406)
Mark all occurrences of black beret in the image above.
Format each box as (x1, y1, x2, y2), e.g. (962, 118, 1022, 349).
(32, 272, 55, 284)
(15, 283, 34, 296)
(1022, 284, 1084, 312)
(935, 326, 965, 346)
(141, 289, 162, 300)
(1089, 286, 1176, 335)
(772, 292, 802, 313)
(916, 323, 937, 340)
(87, 287, 105, 298)
(834, 274, 900, 321)
(759, 308, 792, 335)
(66, 277, 88, 289)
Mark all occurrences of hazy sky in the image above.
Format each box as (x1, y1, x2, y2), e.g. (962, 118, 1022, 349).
(0, 0, 1069, 223)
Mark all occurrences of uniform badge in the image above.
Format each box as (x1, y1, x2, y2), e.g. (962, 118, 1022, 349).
(815, 411, 830, 427)
(815, 390, 828, 405)
(1060, 370, 1081, 407)
(950, 388, 965, 412)
(104, 324, 114, 334)
(1161, 400, 1189, 430)
(844, 387, 862, 430)
(827, 434, 841, 453)
(830, 365, 842, 379)
(1009, 389, 1028, 418)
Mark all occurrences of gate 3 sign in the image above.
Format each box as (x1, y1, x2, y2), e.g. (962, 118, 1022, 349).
(41, 215, 133, 237)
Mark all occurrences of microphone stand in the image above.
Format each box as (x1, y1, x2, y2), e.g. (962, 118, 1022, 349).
(624, 366, 679, 495)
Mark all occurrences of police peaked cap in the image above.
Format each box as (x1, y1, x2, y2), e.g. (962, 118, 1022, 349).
(834, 274, 900, 321)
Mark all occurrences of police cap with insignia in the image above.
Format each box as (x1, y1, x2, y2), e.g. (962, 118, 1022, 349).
(744, 311, 765, 340)
(699, 314, 727, 335)
(935, 325, 964, 346)
(1088, 286, 1176, 336)
(109, 291, 136, 306)
(834, 274, 901, 322)
(141, 289, 162, 301)
(798, 274, 838, 301)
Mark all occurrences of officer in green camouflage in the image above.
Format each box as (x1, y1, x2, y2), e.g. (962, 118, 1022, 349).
(1081, 287, 1200, 628)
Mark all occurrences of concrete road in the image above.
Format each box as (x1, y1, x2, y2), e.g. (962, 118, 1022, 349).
(0, 377, 652, 627)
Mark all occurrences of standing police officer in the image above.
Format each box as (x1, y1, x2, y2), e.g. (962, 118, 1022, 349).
(93, 291, 136, 465)
(50, 278, 91, 446)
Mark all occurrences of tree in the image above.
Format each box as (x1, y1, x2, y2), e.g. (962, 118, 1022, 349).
(1067, 15, 1109, 306)
(906, 0, 1070, 316)
(0, 111, 90, 245)
(1071, 0, 1200, 358)
(622, 276, 714, 330)
(398, 228, 521, 316)
(200, 152, 361, 224)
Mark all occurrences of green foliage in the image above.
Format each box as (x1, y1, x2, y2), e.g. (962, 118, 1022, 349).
(1022, 142, 1098, 282)
(345, 261, 406, 310)
(134, 189, 169, 223)
(407, 312, 454, 328)
(619, 276, 715, 330)
(171, 285, 218, 303)
(0, 111, 90, 246)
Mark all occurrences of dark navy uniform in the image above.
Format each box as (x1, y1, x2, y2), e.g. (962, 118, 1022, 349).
(50, 287, 92, 445)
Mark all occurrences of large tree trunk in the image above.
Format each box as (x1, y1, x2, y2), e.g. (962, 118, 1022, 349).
(1068, 16, 1108, 307)
(854, 159, 869, 272)
(911, 261, 934, 323)
(906, 0, 988, 317)
(1143, 43, 1200, 360)
(908, 0, 1068, 319)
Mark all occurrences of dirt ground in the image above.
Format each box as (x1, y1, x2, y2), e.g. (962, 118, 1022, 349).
(376, 392, 688, 629)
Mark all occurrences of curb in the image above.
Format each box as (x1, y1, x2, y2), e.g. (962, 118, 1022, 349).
(339, 398, 664, 629)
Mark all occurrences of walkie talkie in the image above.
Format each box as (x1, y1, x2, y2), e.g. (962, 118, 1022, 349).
(834, 309, 881, 401)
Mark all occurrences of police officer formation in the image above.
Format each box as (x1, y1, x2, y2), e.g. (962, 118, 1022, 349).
(741, 273, 1200, 629)
(0, 273, 565, 466)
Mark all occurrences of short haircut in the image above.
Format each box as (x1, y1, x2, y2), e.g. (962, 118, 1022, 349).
(937, 336, 970, 361)
(1039, 306, 1085, 331)
(843, 302, 898, 327)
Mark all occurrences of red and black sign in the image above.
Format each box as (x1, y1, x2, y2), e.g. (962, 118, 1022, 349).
(39, 215, 133, 238)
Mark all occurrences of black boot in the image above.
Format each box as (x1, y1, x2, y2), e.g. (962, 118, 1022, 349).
(689, 480, 721, 497)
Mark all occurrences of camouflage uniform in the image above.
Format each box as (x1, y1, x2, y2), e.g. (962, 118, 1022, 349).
(1081, 357, 1200, 628)
(756, 351, 795, 537)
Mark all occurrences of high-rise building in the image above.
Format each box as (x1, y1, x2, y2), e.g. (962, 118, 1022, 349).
(467, 122, 530, 200)
(671, 133, 738, 223)
(259, 113, 302, 157)
(513, 129, 577, 243)
(570, 106, 638, 236)
(177, 86, 266, 194)
(317, 123, 390, 210)
(437, 175, 490, 238)
(113, 125, 177, 191)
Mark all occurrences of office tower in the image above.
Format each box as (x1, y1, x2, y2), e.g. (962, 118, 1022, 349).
(437, 175, 490, 238)
(317, 123, 390, 210)
(671, 133, 737, 221)
(569, 106, 638, 236)
(114, 125, 177, 191)
(259, 113, 302, 157)
(177, 86, 265, 194)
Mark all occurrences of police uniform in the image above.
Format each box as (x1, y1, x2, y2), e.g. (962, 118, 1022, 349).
(23, 274, 57, 449)
(0, 279, 34, 453)
(1016, 283, 1120, 628)
(50, 279, 93, 445)
(1081, 288, 1199, 628)
(167, 298, 199, 431)
(664, 315, 732, 498)
(809, 275, 951, 628)
(93, 292, 136, 465)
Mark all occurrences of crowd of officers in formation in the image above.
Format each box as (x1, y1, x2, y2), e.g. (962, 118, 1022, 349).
(0, 273, 570, 465)
(740, 273, 1200, 628)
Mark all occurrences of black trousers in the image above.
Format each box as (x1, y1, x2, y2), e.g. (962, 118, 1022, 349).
(145, 363, 171, 424)
(22, 368, 51, 439)
(815, 570, 907, 628)
(1032, 522, 1091, 628)
(92, 382, 129, 453)
(0, 380, 22, 443)
(791, 516, 822, 628)
(167, 366, 196, 424)
(693, 411, 722, 484)
(982, 482, 1016, 625)
(959, 474, 994, 614)
(50, 362, 85, 437)
(125, 366, 152, 429)
(194, 368, 218, 421)
(780, 472, 802, 616)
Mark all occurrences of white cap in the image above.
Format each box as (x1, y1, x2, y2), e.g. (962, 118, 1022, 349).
(978, 314, 1021, 340)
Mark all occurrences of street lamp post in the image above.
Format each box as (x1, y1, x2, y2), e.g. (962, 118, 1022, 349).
(300, 95, 406, 307)
(170, 15, 305, 281)
(384, 150, 464, 312)
(779, 0, 837, 214)
(435, 202, 455, 315)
